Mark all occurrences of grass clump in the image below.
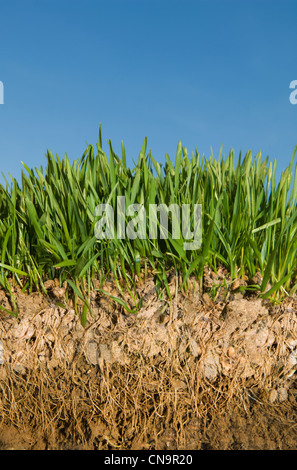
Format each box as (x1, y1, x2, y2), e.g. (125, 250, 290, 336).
(0, 126, 296, 321)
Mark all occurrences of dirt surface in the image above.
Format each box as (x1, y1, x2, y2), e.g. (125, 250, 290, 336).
(1, 270, 297, 450)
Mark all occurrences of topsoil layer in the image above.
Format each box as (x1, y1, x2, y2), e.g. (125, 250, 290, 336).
(1, 270, 297, 450)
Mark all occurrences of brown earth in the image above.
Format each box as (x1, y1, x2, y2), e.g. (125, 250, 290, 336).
(0, 269, 297, 450)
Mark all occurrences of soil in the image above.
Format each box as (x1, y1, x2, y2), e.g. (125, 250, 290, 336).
(1, 269, 297, 450)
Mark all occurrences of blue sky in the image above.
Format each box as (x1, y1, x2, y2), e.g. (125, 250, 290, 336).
(0, 0, 296, 184)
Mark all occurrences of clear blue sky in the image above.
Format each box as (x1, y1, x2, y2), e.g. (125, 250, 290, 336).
(0, 0, 296, 184)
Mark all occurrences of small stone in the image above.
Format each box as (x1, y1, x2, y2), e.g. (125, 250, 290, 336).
(85, 341, 98, 365)
(288, 339, 297, 350)
(278, 387, 288, 403)
(0, 340, 4, 365)
(189, 338, 201, 357)
(231, 279, 246, 291)
(249, 273, 263, 286)
(203, 350, 221, 381)
(227, 346, 235, 358)
(52, 287, 66, 299)
(45, 331, 55, 343)
(44, 280, 55, 290)
(13, 363, 27, 375)
(38, 355, 46, 363)
(269, 389, 278, 404)
(288, 350, 297, 367)
(220, 360, 232, 374)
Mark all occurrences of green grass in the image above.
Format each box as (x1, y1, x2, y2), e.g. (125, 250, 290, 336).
(1, 125, 297, 322)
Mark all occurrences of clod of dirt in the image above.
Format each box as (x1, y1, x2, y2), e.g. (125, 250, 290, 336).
(202, 349, 221, 381)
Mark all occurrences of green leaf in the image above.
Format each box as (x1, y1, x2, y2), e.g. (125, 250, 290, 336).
(260, 272, 292, 299)
(0, 304, 18, 317)
(54, 260, 76, 268)
(261, 237, 281, 293)
(77, 252, 100, 278)
(252, 218, 281, 234)
(98, 289, 139, 314)
(0, 263, 28, 277)
(174, 140, 182, 193)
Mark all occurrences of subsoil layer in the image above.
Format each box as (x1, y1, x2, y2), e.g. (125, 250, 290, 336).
(1, 272, 297, 450)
